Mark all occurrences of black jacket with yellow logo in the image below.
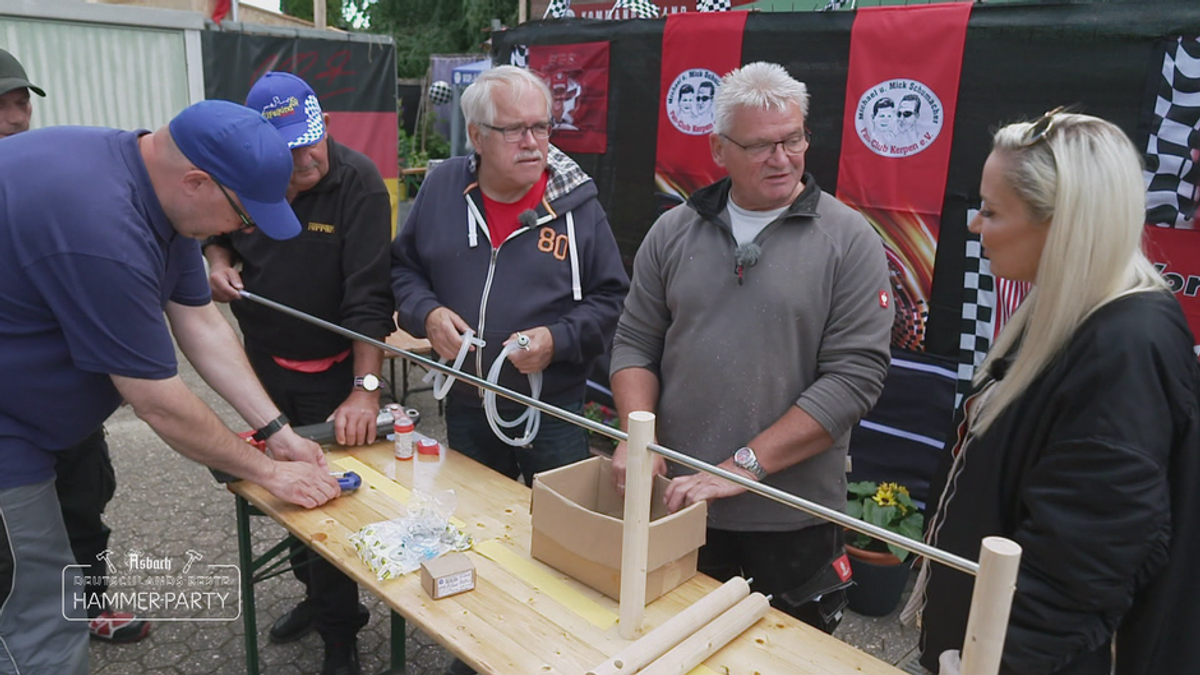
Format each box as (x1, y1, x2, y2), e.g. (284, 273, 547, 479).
(206, 139, 395, 359)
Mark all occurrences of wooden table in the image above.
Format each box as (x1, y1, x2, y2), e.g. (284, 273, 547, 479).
(384, 327, 434, 407)
(231, 442, 906, 675)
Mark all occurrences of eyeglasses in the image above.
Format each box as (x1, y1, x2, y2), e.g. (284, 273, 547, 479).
(897, 110, 917, 119)
(480, 122, 553, 143)
(696, 95, 712, 102)
(721, 130, 811, 161)
(1021, 106, 1066, 147)
(213, 178, 256, 232)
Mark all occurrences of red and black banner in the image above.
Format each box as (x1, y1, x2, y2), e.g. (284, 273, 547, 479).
(529, 42, 610, 155)
(836, 3, 972, 350)
(1145, 226, 1200, 356)
(655, 11, 748, 201)
(201, 32, 400, 226)
(495, 2, 1200, 355)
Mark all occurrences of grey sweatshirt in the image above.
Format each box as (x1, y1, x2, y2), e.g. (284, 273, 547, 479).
(610, 175, 892, 531)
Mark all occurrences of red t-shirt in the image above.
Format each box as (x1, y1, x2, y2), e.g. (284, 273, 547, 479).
(482, 171, 549, 248)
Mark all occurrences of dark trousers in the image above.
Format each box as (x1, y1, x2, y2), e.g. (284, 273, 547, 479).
(247, 348, 369, 644)
(445, 397, 590, 488)
(699, 523, 849, 633)
(54, 428, 116, 620)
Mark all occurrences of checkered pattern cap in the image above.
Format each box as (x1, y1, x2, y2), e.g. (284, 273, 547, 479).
(245, 71, 327, 149)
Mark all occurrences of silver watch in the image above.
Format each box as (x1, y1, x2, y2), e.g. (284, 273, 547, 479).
(353, 374, 381, 392)
(733, 446, 767, 481)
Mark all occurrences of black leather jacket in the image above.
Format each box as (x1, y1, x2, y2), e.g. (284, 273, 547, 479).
(919, 291, 1200, 675)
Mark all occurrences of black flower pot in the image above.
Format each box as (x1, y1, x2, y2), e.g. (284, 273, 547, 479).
(845, 545, 915, 617)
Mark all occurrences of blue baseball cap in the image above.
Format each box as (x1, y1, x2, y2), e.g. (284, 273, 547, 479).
(169, 100, 300, 240)
(245, 72, 327, 149)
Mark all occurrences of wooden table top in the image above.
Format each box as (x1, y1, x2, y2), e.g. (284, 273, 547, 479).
(231, 443, 904, 675)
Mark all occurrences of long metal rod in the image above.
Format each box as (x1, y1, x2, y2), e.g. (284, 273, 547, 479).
(239, 290, 980, 577)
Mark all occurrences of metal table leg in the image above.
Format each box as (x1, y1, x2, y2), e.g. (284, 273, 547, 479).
(377, 609, 407, 674)
(236, 495, 260, 675)
(236, 495, 307, 675)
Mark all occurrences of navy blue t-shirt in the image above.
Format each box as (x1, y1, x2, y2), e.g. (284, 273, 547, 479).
(0, 127, 212, 488)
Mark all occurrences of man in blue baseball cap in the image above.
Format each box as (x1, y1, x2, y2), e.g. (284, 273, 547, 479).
(206, 71, 394, 675)
(0, 99, 341, 674)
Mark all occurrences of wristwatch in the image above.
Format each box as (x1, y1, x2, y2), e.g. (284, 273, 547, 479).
(354, 374, 381, 392)
(252, 413, 289, 443)
(732, 446, 767, 481)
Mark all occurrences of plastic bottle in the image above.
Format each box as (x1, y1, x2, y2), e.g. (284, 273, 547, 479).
(393, 412, 414, 460)
(384, 403, 402, 441)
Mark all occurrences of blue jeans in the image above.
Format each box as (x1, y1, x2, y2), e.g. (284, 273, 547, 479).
(446, 398, 589, 487)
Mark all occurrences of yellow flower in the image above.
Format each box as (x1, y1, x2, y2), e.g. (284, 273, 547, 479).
(873, 483, 907, 515)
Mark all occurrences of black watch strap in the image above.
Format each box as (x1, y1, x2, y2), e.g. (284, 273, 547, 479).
(252, 413, 289, 442)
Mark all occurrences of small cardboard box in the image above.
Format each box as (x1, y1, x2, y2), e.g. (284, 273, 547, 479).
(420, 553, 476, 600)
(530, 455, 707, 603)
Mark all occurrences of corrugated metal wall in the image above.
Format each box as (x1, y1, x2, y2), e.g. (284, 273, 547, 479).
(0, 16, 190, 131)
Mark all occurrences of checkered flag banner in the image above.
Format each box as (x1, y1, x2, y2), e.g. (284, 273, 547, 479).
(607, 0, 661, 20)
(696, 0, 731, 11)
(1144, 36, 1200, 228)
(957, 218, 996, 409)
(544, 0, 573, 19)
(509, 45, 529, 68)
(820, 0, 856, 11)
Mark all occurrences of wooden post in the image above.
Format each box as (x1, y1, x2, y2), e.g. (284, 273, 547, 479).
(314, 0, 327, 29)
(637, 593, 771, 675)
(588, 577, 750, 675)
(619, 411, 655, 640)
(519, 0, 528, 24)
(960, 536, 1022, 675)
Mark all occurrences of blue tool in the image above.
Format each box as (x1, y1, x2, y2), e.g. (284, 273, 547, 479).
(331, 471, 362, 493)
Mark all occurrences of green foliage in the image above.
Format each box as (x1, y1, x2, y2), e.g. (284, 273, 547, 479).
(846, 481, 925, 562)
(398, 114, 450, 196)
(582, 402, 619, 448)
(280, 0, 353, 29)
(343, 0, 519, 78)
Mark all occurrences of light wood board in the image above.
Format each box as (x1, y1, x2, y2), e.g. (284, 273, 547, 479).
(231, 442, 905, 675)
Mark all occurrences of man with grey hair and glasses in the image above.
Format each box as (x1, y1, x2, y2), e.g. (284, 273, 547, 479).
(392, 63, 628, 675)
(609, 61, 892, 633)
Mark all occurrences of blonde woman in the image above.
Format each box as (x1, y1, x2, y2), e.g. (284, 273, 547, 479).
(909, 111, 1200, 675)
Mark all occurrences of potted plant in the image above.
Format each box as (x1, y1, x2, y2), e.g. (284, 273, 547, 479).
(843, 481, 924, 616)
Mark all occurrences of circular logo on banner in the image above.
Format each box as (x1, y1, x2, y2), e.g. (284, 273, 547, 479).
(854, 79, 944, 158)
(666, 69, 720, 136)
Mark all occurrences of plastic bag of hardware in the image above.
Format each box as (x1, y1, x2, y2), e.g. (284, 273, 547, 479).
(349, 489, 472, 580)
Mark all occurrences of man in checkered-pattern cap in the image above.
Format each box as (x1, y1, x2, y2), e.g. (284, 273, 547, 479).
(204, 71, 395, 675)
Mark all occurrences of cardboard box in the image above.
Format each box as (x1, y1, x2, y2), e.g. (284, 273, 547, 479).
(530, 456, 707, 603)
(420, 552, 476, 600)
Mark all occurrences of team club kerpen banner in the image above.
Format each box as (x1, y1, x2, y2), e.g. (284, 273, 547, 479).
(655, 11, 748, 201)
(836, 3, 972, 351)
(528, 42, 611, 155)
